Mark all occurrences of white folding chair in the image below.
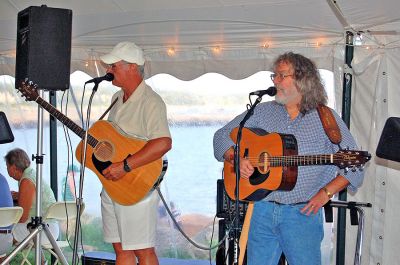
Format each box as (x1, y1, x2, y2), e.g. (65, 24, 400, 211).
(41, 201, 84, 265)
(0, 206, 23, 259)
(19, 201, 84, 265)
(0, 206, 23, 227)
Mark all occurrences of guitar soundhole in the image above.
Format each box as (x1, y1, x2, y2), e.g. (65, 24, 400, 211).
(258, 151, 270, 174)
(94, 140, 114, 162)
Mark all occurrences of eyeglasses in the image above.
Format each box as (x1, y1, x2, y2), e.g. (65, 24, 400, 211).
(270, 73, 293, 82)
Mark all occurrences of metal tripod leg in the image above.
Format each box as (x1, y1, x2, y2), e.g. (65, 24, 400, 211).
(0, 221, 68, 265)
(42, 222, 69, 265)
(354, 206, 365, 265)
(1, 226, 42, 265)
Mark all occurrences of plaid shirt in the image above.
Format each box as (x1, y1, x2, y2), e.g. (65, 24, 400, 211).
(213, 101, 364, 204)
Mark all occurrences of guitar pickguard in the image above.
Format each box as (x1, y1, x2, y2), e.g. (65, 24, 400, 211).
(249, 168, 270, 185)
(92, 153, 132, 177)
(92, 155, 113, 175)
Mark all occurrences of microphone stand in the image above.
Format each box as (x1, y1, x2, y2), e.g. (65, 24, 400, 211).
(71, 81, 99, 265)
(232, 95, 263, 265)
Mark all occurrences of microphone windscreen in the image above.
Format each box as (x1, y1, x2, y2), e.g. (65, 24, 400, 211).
(105, 73, 114, 81)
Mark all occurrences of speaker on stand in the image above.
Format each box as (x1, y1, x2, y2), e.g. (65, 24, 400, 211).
(376, 117, 400, 162)
(0, 112, 14, 144)
(15, 5, 72, 90)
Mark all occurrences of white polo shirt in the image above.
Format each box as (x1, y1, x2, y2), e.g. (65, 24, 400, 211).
(108, 80, 171, 140)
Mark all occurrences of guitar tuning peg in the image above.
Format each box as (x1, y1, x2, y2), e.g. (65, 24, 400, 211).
(351, 167, 357, 172)
(344, 167, 349, 174)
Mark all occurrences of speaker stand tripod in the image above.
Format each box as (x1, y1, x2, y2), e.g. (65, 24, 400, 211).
(1, 90, 68, 265)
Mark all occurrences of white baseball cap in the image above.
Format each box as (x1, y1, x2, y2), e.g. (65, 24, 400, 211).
(100, 41, 145, 65)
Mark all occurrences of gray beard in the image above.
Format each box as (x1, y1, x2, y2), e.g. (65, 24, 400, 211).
(275, 95, 287, 105)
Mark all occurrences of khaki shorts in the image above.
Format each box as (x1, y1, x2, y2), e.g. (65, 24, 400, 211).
(101, 189, 159, 250)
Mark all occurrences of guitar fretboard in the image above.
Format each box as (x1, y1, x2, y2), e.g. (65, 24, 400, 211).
(36, 97, 99, 147)
(268, 154, 335, 167)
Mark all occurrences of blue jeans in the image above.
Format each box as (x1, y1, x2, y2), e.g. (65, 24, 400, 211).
(247, 201, 324, 265)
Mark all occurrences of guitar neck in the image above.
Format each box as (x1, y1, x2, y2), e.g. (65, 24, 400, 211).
(269, 154, 335, 167)
(35, 97, 98, 147)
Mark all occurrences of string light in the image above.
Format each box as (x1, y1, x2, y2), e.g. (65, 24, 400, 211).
(167, 47, 176, 56)
(212, 46, 222, 55)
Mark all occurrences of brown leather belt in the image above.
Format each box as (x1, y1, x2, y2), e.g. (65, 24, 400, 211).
(0, 229, 12, 234)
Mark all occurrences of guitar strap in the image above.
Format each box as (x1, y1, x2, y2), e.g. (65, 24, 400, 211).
(98, 98, 118, 120)
(237, 202, 254, 265)
(237, 105, 342, 265)
(316, 104, 342, 145)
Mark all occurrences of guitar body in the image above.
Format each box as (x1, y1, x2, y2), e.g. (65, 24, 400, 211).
(224, 127, 298, 201)
(75, 120, 163, 206)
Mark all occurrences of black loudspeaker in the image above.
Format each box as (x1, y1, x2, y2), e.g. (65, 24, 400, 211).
(376, 117, 400, 162)
(0, 112, 14, 144)
(81, 252, 116, 265)
(15, 5, 72, 91)
(216, 179, 248, 220)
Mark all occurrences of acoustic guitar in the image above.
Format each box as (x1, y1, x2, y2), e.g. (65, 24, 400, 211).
(224, 127, 371, 201)
(17, 81, 167, 206)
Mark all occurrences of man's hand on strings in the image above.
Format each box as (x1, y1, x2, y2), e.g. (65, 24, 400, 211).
(240, 158, 254, 179)
(102, 162, 126, 181)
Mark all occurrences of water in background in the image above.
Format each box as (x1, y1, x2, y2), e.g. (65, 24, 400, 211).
(0, 125, 223, 216)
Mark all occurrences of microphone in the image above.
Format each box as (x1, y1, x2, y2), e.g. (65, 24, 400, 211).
(249, 86, 277, 97)
(85, 73, 114, 84)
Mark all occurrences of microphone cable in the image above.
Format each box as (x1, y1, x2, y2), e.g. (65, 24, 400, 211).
(155, 186, 236, 251)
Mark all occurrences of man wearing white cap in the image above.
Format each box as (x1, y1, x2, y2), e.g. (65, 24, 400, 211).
(100, 41, 172, 265)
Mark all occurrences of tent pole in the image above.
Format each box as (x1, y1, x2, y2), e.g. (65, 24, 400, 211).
(49, 90, 58, 200)
(337, 30, 354, 265)
(49, 90, 60, 265)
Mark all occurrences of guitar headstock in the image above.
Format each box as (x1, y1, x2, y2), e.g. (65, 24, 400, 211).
(16, 80, 40, 102)
(335, 150, 372, 170)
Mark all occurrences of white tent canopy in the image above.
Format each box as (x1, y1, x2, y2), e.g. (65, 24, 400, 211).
(1, 1, 400, 264)
(1, 0, 400, 78)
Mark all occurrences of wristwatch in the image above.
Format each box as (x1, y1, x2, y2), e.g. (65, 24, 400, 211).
(123, 158, 132, 172)
(322, 187, 333, 199)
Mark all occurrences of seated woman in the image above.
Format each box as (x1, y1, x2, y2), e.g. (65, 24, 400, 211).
(4, 148, 59, 245)
(0, 172, 14, 263)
